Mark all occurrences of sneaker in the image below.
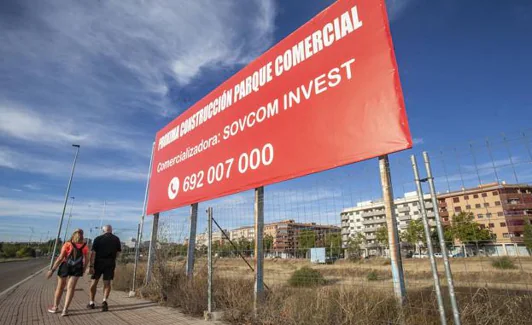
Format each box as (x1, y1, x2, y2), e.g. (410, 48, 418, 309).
(61, 310, 68, 317)
(47, 306, 59, 314)
(87, 302, 95, 309)
(101, 301, 108, 312)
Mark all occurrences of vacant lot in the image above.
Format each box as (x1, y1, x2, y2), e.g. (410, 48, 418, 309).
(115, 256, 532, 325)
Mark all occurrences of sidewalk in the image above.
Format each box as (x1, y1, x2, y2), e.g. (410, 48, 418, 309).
(0, 269, 224, 325)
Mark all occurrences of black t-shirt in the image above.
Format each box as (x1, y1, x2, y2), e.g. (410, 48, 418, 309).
(92, 233, 121, 261)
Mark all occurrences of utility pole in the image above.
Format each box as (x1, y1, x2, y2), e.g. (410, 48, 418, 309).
(50, 144, 80, 269)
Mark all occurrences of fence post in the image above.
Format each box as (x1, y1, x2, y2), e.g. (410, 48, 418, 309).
(207, 207, 213, 315)
(132, 141, 154, 291)
(423, 152, 461, 325)
(129, 223, 141, 297)
(411, 155, 447, 325)
(186, 203, 199, 279)
(254, 186, 265, 314)
(378, 155, 406, 304)
(145, 213, 159, 285)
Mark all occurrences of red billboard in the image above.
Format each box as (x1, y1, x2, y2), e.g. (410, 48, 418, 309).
(146, 0, 411, 215)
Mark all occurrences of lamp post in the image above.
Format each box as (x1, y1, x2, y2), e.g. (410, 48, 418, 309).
(50, 144, 80, 269)
(63, 196, 76, 243)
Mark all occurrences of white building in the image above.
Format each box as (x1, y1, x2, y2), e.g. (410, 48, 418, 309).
(341, 192, 436, 256)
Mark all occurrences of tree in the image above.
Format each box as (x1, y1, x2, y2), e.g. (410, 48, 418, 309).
(263, 234, 274, 252)
(401, 219, 425, 253)
(325, 232, 342, 257)
(237, 237, 253, 256)
(430, 225, 454, 250)
(346, 232, 366, 258)
(451, 212, 493, 244)
(523, 218, 532, 254)
(298, 229, 316, 258)
(375, 226, 389, 256)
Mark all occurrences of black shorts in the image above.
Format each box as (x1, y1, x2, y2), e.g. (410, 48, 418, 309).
(92, 260, 116, 281)
(57, 262, 83, 278)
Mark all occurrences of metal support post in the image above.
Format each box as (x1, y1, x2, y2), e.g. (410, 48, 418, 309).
(129, 223, 141, 296)
(207, 207, 213, 314)
(423, 152, 461, 325)
(50, 144, 80, 269)
(254, 187, 265, 312)
(186, 203, 199, 279)
(133, 142, 154, 289)
(411, 155, 447, 325)
(145, 213, 159, 285)
(378, 155, 406, 304)
(63, 197, 75, 243)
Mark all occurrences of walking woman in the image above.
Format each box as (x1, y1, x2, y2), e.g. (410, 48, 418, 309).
(46, 228, 89, 316)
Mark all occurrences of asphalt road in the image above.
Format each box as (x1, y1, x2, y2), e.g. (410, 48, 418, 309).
(0, 258, 48, 293)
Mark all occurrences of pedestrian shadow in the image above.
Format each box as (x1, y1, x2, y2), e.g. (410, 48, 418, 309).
(70, 302, 157, 316)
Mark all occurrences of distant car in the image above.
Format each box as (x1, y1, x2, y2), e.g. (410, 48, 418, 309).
(452, 252, 465, 258)
(412, 252, 428, 258)
(434, 253, 443, 258)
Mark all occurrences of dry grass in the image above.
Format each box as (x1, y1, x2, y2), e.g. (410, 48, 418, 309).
(114, 256, 532, 324)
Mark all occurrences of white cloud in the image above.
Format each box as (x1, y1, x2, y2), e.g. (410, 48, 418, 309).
(0, 196, 142, 223)
(386, 0, 417, 21)
(0, 146, 146, 181)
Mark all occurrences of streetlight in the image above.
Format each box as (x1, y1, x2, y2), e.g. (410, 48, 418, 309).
(50, 144, 80, 269)
(63, 196, 76, 243)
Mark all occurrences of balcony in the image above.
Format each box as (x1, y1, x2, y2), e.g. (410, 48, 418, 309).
(362, 218, 386, 225)
(362, 210, 385, 218)
(439, 201, 447, 208)
(365, 234, 377, 240)
(397, 206, 410, 213)
(341, 214, 350, 221)
(362, 226, 380, 233)
(365, 243, 380, 248)
(426, 211, 436, 218)
(398, 215, 411, 221)
(399, 224, 408, 229)
(439, 210, 449, 217)
(425, 202, 434, 209)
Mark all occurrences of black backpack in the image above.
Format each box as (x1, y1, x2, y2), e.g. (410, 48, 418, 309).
(66, 242, 86, 268)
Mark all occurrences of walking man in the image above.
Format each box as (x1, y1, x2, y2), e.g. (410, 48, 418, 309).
(87, 225, 121, 311)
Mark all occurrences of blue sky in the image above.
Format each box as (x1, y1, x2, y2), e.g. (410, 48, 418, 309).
(1, 0, 532, 242)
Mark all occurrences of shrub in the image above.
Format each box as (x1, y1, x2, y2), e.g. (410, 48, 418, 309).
(288, 267, 326, 287)
(16, 247, 35, 258)
(2, 244, 18, 258)
(367, 270, 379, 281)
(492, 257, 517, 270)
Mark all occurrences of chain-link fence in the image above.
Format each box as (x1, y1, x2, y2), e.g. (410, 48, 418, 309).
(122, 129, 532, 325)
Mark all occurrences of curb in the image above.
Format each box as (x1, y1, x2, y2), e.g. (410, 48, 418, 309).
(0, 266, 48, 298)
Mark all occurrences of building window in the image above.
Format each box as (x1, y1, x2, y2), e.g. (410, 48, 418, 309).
(414, 211, 419, 215)
(443, 217, 449, 222)
(495, 201, 501, 206)
(478, 214, 484, 219)
(500, 222, 507, 227)
(480, 225, 486, 229)
(492, 191, 499, 196)
(503, 233, 510, 238)
(486, 213, 492, 218)
(482, 193, 488, 198)
(454, 207, 462, 212)
(474, 194, 479, 199)
(489, 223, 495, 228)
(464, 195, 469, 200)
(466, 205, 471, 210)
(453, 197, 460, 203)
(475, 204, 481, 209)
(484, 203, 490, 207)
(498, 212, 504, 217)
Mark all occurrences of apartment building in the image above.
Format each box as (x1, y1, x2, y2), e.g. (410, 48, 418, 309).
(438, 182, 532, 244)
(341, 192, 435, 256)
(188, 220, 340, 258)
